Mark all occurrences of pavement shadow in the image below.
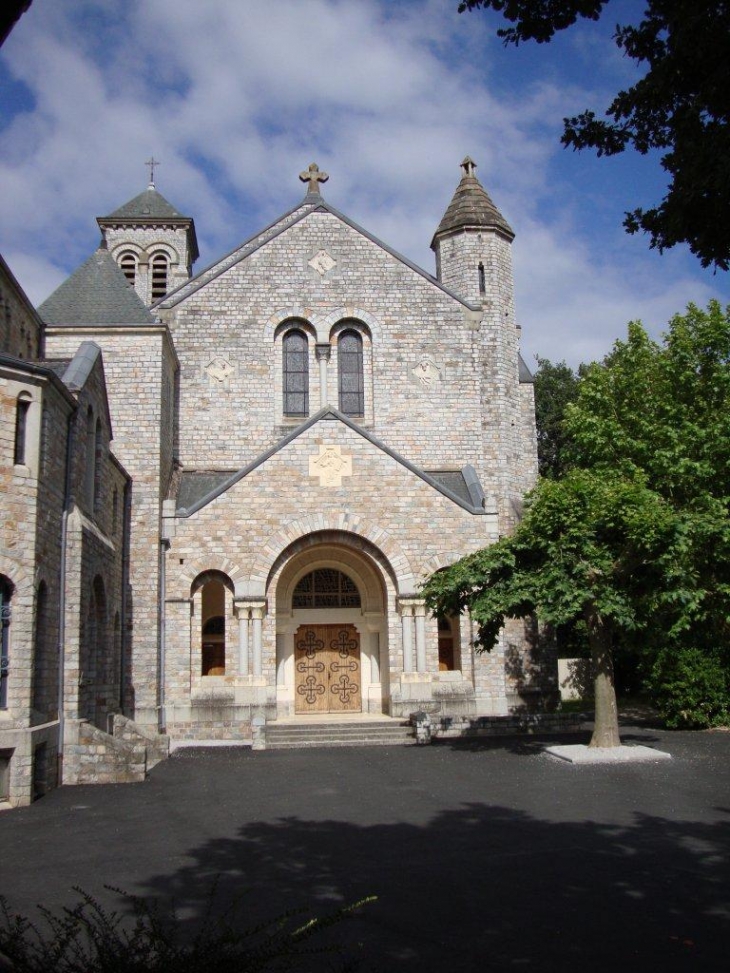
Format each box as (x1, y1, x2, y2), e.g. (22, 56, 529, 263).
(130, 796, 730, 972)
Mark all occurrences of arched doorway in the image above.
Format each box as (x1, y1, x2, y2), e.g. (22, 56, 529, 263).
(273, 540, 389, 718)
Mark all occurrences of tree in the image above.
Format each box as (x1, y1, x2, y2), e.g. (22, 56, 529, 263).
(459, 1, 730, 269)
(423, 469, 675, 747)
(423, 301, 730, 745)
(565, 301, 730, 653)
(533, 356, 581, 478)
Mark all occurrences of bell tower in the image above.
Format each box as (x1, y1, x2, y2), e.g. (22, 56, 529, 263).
(96, 162, 198, 307)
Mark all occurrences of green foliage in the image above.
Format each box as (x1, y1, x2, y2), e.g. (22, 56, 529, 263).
(423, 468, 675, 650)
(564, 301, 730, 652)
(424, 301, 730, 732)
(0, 888, 374, 973)
(459, 1, 730, 268)
(533, 357, 582, 478)
(648, 647, 730, 729)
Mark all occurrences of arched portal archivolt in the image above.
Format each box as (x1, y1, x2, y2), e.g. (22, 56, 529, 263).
(176, 555, 246, 600)
(243, 516, 416, 597)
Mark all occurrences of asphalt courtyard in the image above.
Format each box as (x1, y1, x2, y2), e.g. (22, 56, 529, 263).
(1, 722, 728, 972)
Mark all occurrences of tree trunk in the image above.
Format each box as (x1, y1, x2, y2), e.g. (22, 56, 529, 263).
(585, 604, 621, 748)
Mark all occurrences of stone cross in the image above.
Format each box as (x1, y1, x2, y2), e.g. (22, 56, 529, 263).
(461, 156, 477, 177)
(299, 163, 329, 195)
(308, 444, 352, 487)
(146, 156, 160, 186)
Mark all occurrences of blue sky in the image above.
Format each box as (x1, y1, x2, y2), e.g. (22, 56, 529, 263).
(1, 0, 727, 367)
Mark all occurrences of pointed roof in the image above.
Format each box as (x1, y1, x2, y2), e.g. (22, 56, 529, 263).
(97, 184, 199, 262)
(38, 248, 156, 326)
(101, 185, 189, 221)
(432, 157, 514, 247)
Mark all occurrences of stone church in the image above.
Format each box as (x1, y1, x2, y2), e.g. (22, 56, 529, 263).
(0, 158, 555, 806)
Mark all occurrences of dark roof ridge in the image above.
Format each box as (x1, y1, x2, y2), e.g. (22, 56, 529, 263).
(176, 407, 488, 517)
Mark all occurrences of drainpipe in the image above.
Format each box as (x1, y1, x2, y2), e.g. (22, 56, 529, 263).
(56, 408, 75, 784)
(118, 480, 131, 714)
(158, 537, 168, 733)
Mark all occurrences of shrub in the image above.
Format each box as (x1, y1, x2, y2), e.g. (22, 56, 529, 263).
(0, 887, 374, 973)
(648, 647, 730, 729)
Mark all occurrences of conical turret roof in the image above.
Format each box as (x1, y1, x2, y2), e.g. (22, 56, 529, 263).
(38, 248, 155, 326)
(432, 157, 514, 247)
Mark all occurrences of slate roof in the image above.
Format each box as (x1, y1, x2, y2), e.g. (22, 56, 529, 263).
(98, 186, 199, 263)
(433, 158, 514, 245)
(101, 186, 190, 221)
(38, 248, 156, 326)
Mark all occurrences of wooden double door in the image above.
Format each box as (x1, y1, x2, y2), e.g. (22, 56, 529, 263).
(294, 624, 362, 714)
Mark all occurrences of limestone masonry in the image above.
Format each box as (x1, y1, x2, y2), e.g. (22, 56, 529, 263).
(0, 159, 555, 805)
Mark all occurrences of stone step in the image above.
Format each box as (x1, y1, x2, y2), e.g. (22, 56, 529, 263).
(265, 721, 416, 750)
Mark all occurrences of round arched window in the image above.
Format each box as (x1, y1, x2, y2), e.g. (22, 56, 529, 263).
(292, 569, 361, 608)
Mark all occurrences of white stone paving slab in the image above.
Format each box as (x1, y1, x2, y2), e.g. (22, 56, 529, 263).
(545, 744, 672, 764)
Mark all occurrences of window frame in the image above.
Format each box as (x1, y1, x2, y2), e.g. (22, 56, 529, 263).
(282, 328, 310, 418)
(337, 329, 365, 417)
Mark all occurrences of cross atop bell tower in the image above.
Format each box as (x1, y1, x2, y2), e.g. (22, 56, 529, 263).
(299, 162, 329, 196)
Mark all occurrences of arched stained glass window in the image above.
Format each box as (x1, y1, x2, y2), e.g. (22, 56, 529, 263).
(283, 329, 309, 416)
(293, 569, 361, 609)
(338, 330, 364, 416)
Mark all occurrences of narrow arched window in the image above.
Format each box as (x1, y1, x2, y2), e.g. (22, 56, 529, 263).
(119, 252, 136, 286)
(84, 407, 95, 509)
(14, 394, 31, 465)
(478, 262, 486, 296)
(338, 330, 364, 416)
(93, 419, 103, 514)
(438, 615, 460, 671)
(0, 576, 12, 709)
(283, 329, 309, 417)
(151, 253, 169, 300)
(201, 582, 226, 675)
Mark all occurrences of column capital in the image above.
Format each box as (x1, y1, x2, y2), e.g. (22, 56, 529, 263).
(315, 342, 332, 361)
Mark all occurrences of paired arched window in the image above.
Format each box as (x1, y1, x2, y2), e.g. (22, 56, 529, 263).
(338, 330, 364, 416)
(119, 251, 136, 286)
(151, 253, 169, 300)
(283, 329, 309, 417)
(13, 393, 31, 466)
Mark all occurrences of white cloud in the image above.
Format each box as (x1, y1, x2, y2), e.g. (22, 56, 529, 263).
(1, 0, 727, 356)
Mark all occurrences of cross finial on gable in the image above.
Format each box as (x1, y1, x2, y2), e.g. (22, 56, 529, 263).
(299, 162, 329, 196)
(461, 156, 477, 178)
(145, 156, 160, 187)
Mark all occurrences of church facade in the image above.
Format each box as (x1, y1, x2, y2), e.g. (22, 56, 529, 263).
(0, 159, 555, 805)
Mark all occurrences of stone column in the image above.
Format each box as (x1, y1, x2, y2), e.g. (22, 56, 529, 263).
(235, 604, 250, 675)
(315, 343, 331, 408)
(370, 632, 380, 683)
(414, 602, 427, 673)
(251, 604, 266, 678)
(400, 602, 414, 672)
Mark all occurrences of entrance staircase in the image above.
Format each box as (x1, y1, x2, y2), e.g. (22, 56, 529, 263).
(265, 717, 416, 750)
